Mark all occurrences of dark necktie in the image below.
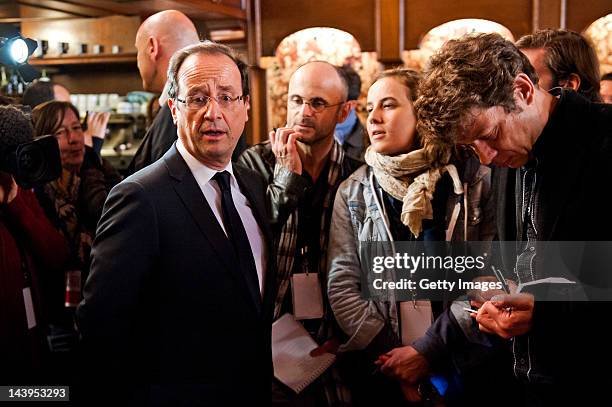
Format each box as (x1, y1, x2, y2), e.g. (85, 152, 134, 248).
(212, 171, 261, 306)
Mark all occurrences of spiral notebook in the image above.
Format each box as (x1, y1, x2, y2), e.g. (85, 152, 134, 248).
(272, 313, 336, 394)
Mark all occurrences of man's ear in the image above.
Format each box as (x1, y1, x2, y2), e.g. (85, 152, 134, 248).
(168, 97, 178, 125)
(347, 100, 359, 111)
(244, 95, 250, 123)
(336, 101, 352, 124)
(514, 73, 536, 105)
(147, 36, 160, 62)
(559, 73, 581, 91)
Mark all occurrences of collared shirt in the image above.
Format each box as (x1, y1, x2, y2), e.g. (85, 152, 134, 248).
(176, 139, 266, 295)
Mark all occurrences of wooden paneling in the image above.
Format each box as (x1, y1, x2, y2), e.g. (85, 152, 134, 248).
(18, 0, 110, 17)
(246, 0, 266, 144)
(404, 0, 533, 49)
(63, 0, 246, 20)
(566, 0, 611, 32)
(29, 53, 136, 65)
(246, 66, 267, 145)
(51, 64, 142, 94)
(532, 0, 563, 30)
(376, 0, 403, 65)
(260, 0, 375, 56)
(0, 3, 20, 19)
(21, 15, 140, 56)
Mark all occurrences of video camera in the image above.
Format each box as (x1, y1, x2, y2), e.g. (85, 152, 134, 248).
(0, 135, 62, 189)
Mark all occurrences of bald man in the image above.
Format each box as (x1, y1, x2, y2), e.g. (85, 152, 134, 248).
(127, 11, 199, 174)
(240, 61, 360, 405)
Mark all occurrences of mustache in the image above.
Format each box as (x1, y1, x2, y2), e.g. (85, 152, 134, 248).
(292, 117, 316, 127)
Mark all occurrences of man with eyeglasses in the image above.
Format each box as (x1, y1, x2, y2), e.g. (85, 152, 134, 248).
(77, 41, 276, 405)
(127, 10, 247, 175)
(240, 61, 361, 406)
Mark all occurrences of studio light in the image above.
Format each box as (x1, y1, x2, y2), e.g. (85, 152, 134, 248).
(0, 35, 40, 83)
(10, 38, 29, 64)
(0, 35, 38, 66)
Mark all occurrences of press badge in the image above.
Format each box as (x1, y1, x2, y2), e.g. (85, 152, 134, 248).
(400, 300, 432, 345)
(291, 272, 324, 320)
(23, 287, 37, 329)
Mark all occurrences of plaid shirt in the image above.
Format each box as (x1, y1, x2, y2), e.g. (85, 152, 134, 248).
(239, 140, 361, 406)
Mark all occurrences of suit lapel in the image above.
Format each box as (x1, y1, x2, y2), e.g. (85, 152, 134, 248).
(164, 146, 261, 313)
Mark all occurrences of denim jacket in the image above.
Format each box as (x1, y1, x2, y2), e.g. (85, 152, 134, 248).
(328, 159, 494, 352)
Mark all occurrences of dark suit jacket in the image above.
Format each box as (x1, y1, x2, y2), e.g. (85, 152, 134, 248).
(77, 145, 276, 406)
(127, 105, 176, 175)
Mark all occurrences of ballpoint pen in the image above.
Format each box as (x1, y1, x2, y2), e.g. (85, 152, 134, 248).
(491, 265, 511, 294)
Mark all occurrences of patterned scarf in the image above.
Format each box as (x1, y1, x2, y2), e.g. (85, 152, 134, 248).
(43, 169, 92, 269)
(365, 146, 462, 237)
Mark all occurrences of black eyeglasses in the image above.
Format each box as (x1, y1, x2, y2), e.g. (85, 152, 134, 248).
(176, 95, 246, 111)
(288, 95, 345, 113)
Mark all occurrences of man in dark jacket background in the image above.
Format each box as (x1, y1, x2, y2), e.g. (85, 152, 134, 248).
(416, 32, 612, 406)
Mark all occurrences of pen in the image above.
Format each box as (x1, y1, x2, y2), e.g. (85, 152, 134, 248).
(463, 306, 478, 314)
(371, 355, 390, 375)
(491, 265, 511, 294)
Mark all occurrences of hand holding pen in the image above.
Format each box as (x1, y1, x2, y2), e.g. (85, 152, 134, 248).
(470, 293, 535, 339)
(467, 267, 518, 310)
(464, 265, 534, 338)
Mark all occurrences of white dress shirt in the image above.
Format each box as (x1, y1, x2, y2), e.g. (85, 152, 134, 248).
(176, 139, 266, 295)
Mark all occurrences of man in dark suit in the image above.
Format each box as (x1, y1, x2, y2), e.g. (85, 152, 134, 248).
(77, 41, 275, 406)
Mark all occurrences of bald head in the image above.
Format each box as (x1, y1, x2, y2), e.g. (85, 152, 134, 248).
(289, 61, 349, 101)
(286, 61, 350, 145)
(135, 10, 199, 92)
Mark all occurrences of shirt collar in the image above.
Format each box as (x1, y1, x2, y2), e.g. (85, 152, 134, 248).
(176, 138, 235, 188)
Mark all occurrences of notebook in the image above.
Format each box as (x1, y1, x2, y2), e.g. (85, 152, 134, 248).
(517, 277, 578, 300)
(517, 277, 576, 292)
(272, 313, 336, 393)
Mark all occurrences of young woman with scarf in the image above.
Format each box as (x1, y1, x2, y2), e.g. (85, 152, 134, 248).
(327, 69, 496, 406)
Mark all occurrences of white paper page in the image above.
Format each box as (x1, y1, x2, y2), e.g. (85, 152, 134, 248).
(517, 277, 575, 293)
(272, 314, 335, 393)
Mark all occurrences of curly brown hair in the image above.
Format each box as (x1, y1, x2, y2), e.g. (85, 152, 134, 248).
(415, 33, 537, 160)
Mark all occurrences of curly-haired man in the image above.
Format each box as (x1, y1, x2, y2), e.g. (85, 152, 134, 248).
(416, 33, 612, 405)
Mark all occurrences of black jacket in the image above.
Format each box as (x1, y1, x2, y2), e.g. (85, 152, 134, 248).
(77, 145, 276, 406)
(493, 90, 612, 404)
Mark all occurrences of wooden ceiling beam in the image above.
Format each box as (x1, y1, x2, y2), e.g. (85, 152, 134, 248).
(172, 0, 246, 19)
(59, 0, 246, 20)
(17, 0, 111, 17)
